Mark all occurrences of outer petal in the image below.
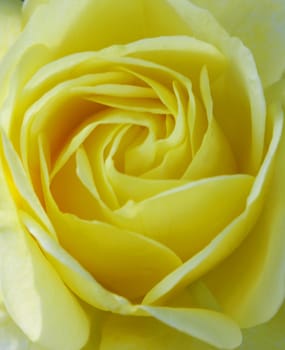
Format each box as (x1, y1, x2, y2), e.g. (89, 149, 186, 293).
(99, 313, 216, 350)
(2, 0, 191, 77)
(237, 300, 285, 350)
(21, 0, 190, 52)
(165, 0, 266, 174)
(0, 0, 191, 115)
(22, 0, 48, 24)
(0, 152, 89, 349)
(205, 104, 285, 327)
(140, 306, 241, 349)
(0, 229, 90, 350)
(0, 301, 29, 350)
(0, 0, 22, 60)
(0, 0, 267, 175)
(191, 0, 285, 87)
(80, 305, 103, 350)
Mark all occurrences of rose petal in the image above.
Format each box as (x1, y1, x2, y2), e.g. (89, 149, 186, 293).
(114, 174, 253, 261)
(99, 313, 217, 350)
(22, 0, 48, 25)
(0, 0, 21, 60)
(76, 304, 103, 350)
(166, 281, 220, 312)
(22, 0, 191, 52)
(143, 104, 282, 305)
(183, 68, 237, 179)
(140, 306, 242, 349)
(106, 161, 187, 203)
(205, 104, 285, 327)
(38, 135, 182, 300)
(42, 209, 182, 300)
(0, 163, 89, 350)
(267, 74, 285, 99)
(237, 300, 285, 350)
(0, 235, 90, 350)
(0, 301, 30, 350)
(101, 35, 226, 85)
(191, 0, 285, 87)
(23, 34, 226, 96)
(21, 211, 136, 315)
(0, 132, 55, 237)
(183, 118, 237, 179)
(166, 0, 266, 174)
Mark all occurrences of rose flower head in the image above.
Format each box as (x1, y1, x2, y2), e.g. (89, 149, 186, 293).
(0, 0, 285, 349)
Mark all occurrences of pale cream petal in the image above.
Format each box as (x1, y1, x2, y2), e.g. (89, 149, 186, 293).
(44, 209, 182, 300)
(80, 305, 103, 350)
(166, 281, 220, 312)
(140, 306, 241, 349)
(143, 102, 282, 305)
(1, 10, 223, 132)
(204, 104, 285, 327)
(237, 300, 285, 350)
(99, 313, 216, 350)
(0, 233, 90, 350)
(38, 137, 182, 301)
(183, 118, 237, 180)
(24, 139, 136, 314)
(0, 178, 89, 349)
(0, 0, 22, 60)
(1, 0, 191, 92)
(4, 36, 224, 173)
(101, 35, 226, 84)
(0, 0, 186, 123)
(22, 0, 48, 25)
(107, 164, 187, 204)
(265, 76, 285, 109)
(114, 175, 253, 261)
(20, 70, 134, 175)
(183, 68, 236, 179)
(21, 210, 135, 315)
(191, 0, 285, 87)
(0, 302, 30, 350)
(0, 131, 55, 236)
(166, 0, 266, 174)
(21, 0, 191, 54)
(22, 35, 225, 99)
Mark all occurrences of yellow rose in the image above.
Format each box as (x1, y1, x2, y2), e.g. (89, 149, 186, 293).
(0, 0, 285, 349)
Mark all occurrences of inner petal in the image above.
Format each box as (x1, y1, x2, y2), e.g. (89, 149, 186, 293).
(112, 174, 254, 261)
(50, 154, 104, 221)
(43, 156, 183, 301)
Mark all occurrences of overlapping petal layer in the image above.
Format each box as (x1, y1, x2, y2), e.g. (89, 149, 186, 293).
(0, 1, 284, 349)
(0, 0, 21, 60)
(0, 141, 89, 350)
(191, 0, 285, 87)
(205, 104, 285, 327)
